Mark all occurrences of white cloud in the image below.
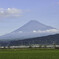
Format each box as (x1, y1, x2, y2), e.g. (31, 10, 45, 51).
(0, 8, 23, 18)
(0, 8, 4, 10)
(45, 29, 59, 33)
(33, 30, 37, 33)
(19, 31, 23, 33)
(32, 29, 59, 33)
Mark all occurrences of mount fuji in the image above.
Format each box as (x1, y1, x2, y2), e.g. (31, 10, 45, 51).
(13, 20, 54, 32)
(0, 20, 59, 41)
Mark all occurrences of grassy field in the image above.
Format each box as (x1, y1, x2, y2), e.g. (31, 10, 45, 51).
(0, 48, 59, 59)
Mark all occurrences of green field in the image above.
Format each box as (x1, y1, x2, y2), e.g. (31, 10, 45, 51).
(0, 48, 59, 59)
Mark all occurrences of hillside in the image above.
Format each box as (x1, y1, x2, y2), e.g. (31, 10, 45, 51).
(9, 34, 59, 46)
(0, 20, 57, 41)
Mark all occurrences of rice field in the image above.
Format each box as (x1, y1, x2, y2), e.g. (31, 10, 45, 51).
(0, 48, 59, 59)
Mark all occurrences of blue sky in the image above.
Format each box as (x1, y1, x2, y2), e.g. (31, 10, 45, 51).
(0, 0, 59, 36)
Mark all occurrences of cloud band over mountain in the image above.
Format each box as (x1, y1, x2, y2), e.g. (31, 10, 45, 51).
(33, 29, 59, 33)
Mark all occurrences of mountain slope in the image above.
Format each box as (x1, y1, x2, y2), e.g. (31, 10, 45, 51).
(0, 34, 59, 46)
(13, 20, 55, 32)
(10, 34, 59, 46)
(0, 20, 58, 41)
